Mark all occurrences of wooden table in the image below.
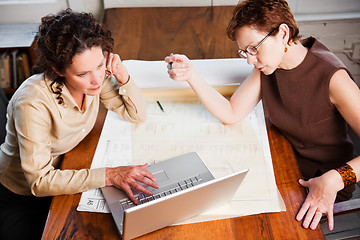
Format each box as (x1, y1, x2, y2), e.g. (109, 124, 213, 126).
(42, 7, 325, 240)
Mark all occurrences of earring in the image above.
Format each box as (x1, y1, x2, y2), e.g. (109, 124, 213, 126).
(284, 46, 288, 52)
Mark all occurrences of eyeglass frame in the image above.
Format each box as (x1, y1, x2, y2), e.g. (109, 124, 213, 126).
(237, 26, 279, 59)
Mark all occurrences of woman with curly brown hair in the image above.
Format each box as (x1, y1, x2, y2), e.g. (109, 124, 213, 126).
(165, 0, 360, 232)
(0, 9, 158, 239)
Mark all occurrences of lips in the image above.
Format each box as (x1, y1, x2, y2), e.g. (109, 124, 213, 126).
(90, 85, 101, 91)
(256, 66, 264, 71)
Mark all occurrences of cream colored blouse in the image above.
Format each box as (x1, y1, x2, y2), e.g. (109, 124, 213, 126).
(0, 73, 146, 197)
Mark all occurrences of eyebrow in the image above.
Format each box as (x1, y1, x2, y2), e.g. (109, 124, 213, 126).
(238, 38, 256, 51)
(98, 58, 105, 67)
(75, 58, 105, 75)
(238, 42, 253, 52)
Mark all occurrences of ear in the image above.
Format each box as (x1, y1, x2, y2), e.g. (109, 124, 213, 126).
(103, 51, 109, 60)
(51, 66, 64, 77)
(278, 23, 290, 45)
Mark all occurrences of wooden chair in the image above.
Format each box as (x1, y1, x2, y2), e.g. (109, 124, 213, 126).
(0, 87, 8, 144)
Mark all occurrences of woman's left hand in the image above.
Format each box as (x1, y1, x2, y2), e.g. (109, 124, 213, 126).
(106, 163, 159, 204)
(105, 52, 130, 84)
(296, 170, 344, 230)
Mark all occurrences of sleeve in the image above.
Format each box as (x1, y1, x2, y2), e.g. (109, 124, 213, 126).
(13, 97, 106, 197)
(100, 76, 147, 123)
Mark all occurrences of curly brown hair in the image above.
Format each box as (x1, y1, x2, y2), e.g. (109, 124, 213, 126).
(226, 0, 300, 43)
(33, 8, 114, 105)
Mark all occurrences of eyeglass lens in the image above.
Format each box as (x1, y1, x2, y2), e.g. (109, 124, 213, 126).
(238, 46, 257, 58)
(238, 26, 279, 59)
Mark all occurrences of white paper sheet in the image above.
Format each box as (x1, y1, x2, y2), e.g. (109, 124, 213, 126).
(78, 100, 285, 219)
(123, 58, 253, 89)
(131, 98, 275, 201)
(77, 58, 286, 220)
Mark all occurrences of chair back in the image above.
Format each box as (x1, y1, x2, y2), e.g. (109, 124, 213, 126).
(0, 88, 8, 145)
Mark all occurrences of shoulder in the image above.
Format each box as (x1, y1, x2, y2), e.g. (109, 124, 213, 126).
(10, 74, 54, 113)
(304, 37, 347, 70)
(12, 74, 46, 99)
(329, 69, 358, 106)
(301, 37, 354, 85)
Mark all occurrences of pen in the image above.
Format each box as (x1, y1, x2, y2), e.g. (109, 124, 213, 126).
(156, 101, 164, 112)
(170, 53, 173, 70)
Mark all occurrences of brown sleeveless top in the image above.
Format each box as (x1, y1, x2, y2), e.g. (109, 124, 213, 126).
(261, 37, 354, 181)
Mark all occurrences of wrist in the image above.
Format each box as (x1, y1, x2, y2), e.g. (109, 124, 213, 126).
(117, 74, 130, 85)
(187, 71, 202, 87)
(335, 164, 357, 188)
(327, 169, 345, 192)
(105, 168, 113, 186)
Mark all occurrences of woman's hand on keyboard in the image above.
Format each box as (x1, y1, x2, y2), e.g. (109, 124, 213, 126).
(105, 164, 159, 204)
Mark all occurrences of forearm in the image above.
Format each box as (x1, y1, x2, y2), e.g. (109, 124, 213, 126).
(117, 77, 147, 122)
(101, 76, 147, 123)
(30, 168, 106, 197)
(187, 72, 238, 124)
(188, 69, 261, 124)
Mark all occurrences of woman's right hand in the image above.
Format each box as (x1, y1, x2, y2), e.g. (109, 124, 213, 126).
(105, 164, 159, 204)
(164, 54, 195, 83)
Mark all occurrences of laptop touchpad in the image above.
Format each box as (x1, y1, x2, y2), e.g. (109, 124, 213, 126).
(152, 170, 169, 184)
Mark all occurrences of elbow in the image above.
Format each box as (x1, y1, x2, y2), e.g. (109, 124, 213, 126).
(128, 105, 147, 124)
(221, 120, 237, 125)
(220, 114, 239, 125)
(30, 182, 48, 197)
(129, 113, 147, 124)
(29, 173, 56, 197)
(136, 107, 147, 123)
(220, 110, 246, 125)
(129, 98, 147, 123)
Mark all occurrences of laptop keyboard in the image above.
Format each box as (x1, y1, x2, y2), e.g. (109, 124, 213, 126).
(119, 175, 203, 210)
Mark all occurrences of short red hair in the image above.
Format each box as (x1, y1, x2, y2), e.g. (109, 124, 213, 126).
(227, 0, 300, 43)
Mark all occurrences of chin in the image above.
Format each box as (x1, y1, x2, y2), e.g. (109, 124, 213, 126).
(262, 68, 276, 75)
(86, 88, 101, 96)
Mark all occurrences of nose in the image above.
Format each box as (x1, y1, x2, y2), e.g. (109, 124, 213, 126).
(91, 71, 103, 86)
(246, 54, 257, 65)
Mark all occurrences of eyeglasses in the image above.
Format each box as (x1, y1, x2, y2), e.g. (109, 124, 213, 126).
(238, 26, 279, 59)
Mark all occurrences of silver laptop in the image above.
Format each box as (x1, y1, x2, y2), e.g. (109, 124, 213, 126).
(101, 152, 248, 240)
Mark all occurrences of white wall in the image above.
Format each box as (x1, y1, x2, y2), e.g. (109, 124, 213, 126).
(0, 0, 68, 23)
(299, 20, 360, 85)
(0, 0, 104, 23)
(67, 0, 104, 22)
